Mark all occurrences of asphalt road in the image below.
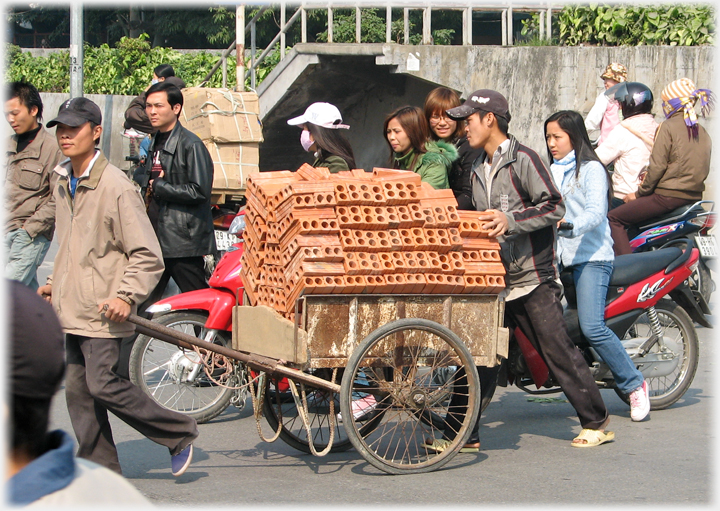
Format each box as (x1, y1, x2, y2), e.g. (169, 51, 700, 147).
(45, 299, 716, 507)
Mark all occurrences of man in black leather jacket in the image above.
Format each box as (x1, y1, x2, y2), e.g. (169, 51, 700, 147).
(136, 80, 215, 299)
(118, 81, 216, 377)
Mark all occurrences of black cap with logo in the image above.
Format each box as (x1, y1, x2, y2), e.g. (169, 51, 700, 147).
(47, 97, 102, 128)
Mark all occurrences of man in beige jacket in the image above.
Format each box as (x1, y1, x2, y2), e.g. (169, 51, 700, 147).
(38, 97, 198, 477)
(4, 81, 62, 289)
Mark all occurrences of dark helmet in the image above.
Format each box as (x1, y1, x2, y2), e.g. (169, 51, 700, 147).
(607, 81, 654, 119)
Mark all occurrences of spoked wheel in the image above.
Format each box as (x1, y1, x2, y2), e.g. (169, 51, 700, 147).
(129, 311, 239, 423)
(615, 300, 699, 410)
(340, 318, 480, 475)
(262, 369, 382, 454)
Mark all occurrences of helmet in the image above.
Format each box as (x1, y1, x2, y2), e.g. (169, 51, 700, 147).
(608, 82, 654, 119)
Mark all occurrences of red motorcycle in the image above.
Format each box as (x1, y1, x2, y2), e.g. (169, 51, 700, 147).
(496, 239, 701, 409)
(129, 212, 346, 454)
(129, 212, 249, 423)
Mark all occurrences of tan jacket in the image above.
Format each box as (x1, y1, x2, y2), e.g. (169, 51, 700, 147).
(51, 152, 164, 338)
(5, 126, 62, 238)
(638, 112, 712, 200)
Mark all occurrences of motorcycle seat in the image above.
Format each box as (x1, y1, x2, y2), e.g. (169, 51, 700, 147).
(610, 247, 683, 287)
(635, 202, 705, 231)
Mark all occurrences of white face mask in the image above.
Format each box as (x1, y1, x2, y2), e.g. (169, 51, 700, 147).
(151, 78, 159, 85)
(300, 129, 315, 152)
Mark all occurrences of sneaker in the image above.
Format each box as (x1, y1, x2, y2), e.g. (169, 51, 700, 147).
(629, 381, 650, 422)
(337, 395, 377, 423)
(171, 444, 193, 477)
(422, 438, 480, 453)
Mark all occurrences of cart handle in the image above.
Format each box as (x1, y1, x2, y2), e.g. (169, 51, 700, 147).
(122, 311, 341, 394)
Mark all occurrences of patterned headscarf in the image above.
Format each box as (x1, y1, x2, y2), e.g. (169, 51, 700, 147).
(661, 78, 714, 140)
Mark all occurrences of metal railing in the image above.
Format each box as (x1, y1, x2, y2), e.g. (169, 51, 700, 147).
(202, 2, 562, 91)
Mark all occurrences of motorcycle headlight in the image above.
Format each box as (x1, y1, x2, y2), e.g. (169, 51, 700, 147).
(228, 214, 246, 236)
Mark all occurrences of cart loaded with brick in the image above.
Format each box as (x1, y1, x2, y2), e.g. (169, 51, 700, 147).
(130, 164, 509, 475)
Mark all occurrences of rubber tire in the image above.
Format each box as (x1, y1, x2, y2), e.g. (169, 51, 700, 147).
(340, 318, 480, 475)
(129, 311, 234, 423)
(696, 258, 714, 306)
(614, 300, 699, 410)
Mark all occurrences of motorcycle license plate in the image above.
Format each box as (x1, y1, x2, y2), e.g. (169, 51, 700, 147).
(696, 235, 717, 258)
(214, 230, 239, 251)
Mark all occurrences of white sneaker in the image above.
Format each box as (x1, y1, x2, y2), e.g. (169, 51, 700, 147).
(629, 381, 650, 421)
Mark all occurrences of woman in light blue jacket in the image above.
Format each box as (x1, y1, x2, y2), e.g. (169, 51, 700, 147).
(544, 110, 649, 423)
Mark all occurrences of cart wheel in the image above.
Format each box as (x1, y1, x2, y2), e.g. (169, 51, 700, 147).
(262, 369, 383, 454)
(340, 318, 480, 474)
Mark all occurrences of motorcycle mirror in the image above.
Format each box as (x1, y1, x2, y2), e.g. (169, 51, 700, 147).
(228, 214, 246, 237)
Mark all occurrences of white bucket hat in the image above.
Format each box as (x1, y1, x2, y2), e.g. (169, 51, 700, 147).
(287, 102, 350, 129)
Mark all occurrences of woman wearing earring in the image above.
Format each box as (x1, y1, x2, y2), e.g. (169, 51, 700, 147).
(545, 110, 649, 424)
(287, 102, 356, 173)
(384, 105, 456, 189)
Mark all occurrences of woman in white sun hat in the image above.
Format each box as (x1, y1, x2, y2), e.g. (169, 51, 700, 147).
(288, 102, 357, 173)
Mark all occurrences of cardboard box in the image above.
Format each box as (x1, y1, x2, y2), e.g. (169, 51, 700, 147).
(204, 140, 260, 192)
(180, 87, 263, 143)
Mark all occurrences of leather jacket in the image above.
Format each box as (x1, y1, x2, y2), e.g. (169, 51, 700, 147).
(137, 121, 216, 258)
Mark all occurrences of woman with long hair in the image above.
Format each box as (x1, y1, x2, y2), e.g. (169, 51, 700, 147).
(423, 87, 482, 209)
(288, 102, 356, 173)
(384, 105, 456, 189)
(544, 110, 649, 425)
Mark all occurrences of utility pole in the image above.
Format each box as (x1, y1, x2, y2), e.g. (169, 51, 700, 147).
(70, 4, 83, 98)
(236, 5, 245, 92)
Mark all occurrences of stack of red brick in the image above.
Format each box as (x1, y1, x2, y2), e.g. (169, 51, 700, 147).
(240, 164, 506, 320)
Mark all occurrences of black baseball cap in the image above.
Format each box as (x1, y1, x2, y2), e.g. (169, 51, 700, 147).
(9, 280, 66, 400)
(47, 96, 102, 128)
(446, 89, 512, 122)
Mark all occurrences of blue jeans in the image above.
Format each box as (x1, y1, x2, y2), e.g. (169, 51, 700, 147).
(5, 229, 51, 290)
(571, 260, 644, 395)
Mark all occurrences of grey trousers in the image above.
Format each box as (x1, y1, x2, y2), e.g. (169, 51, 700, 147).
(65, 333, 199, 474)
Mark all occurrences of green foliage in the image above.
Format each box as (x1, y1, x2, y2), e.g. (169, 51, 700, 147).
(557, 4, 714, 46)
(5, 36, 281, 95)
(313, 8, 454, 45)
(519, 12, 560, 45)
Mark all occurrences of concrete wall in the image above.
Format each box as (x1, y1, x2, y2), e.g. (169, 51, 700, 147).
(377, 44, 716, 155)
(260, 43, 716, 196)
(37, 44, 716, 195)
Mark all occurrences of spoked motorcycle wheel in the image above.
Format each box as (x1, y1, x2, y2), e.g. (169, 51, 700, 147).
(615, 300, 699, 410)
(129, 311, 237, 423)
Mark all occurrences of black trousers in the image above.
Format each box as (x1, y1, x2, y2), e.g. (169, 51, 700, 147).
(116, 256, 209, 378)
(444, 281, 608, 441)
(65, 334, 198, 474)
(505, 281, 608, 430)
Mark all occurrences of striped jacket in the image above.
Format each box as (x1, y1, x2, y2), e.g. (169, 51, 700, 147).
(470, 135, 565, 289)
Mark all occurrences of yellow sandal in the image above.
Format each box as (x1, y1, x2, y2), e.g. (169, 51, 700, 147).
(571, 428, 615, 448)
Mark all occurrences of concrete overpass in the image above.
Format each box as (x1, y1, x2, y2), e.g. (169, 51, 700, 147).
(256, 43, 716, 173)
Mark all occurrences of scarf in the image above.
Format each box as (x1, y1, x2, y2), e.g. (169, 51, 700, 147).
(662, 89, 714, 140)
(550, 150, 577, 188)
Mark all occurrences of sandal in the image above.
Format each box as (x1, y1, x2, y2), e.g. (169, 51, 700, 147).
(422, 438, 480, 453)
(571, 428, 615, 448)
